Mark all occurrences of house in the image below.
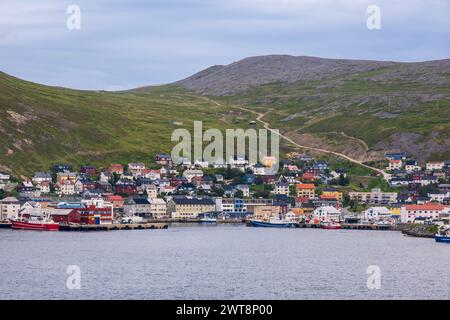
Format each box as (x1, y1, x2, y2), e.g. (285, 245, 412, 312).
(413, 176, 438, 186)
(145, 185, 158, 199)
(115, 179, 136, 195)
(80, 166, 97, 176)
(236, 184, 250, 197)
(52, 164, 71, 173)
(100, 172, 113, 183)
(428, 192, 450, 204)
(0, 172, 11, 180)
(363, 207, 392, 222)
(107, 195, 125, 209)
(273, 182, 290, 196)
(75, 179, 96, 194)
(313, 161, 328, 171)
(56, 180, 76, 195)
(149, 198, 168, 219)
(426, 161, 445, 171)
(301, 172, 317, 182)
(321, 188, 343, 201)
(387, 160, 403, 171)
(128, 162, 146, 176)
(253, 163, 268, 176)
(296, 184, 316, 199)
(155, 153, 173, 165)
(214, 174, 224, 182)
(0, 197, 20, 220)
(349, 188, 397, 204)
(109, 164, 124, 175)
(143, 169, 161, 180)
(76, 205, 113, 225)
(400, 203, 447, 223)
(217, 198, 273, 214)
(37, 181, 51, 194)
(253, 205, 280, 220)
(405, 160, 421, 173)
(385, 152, 407, 161)
(167, 196, 216, 218)
(32, 172, 52, 184)
(56, 172, 77, 183)
(182, 169, 203, 182)
(124, 198, 151, 216)
(313, 206, 341, 222)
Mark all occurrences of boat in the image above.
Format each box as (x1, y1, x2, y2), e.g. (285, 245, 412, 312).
(10, 215, 59, 231)
(199, 217, 218, 224)
(435, 227, 450, 243)
(249, 218, 296, 228)
(320, 221, 342, 230)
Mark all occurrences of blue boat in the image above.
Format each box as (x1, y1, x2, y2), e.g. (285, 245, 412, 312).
(435, 228, 450, 243)
(249, 219, 296, 228)
(435, 234, 450, 243)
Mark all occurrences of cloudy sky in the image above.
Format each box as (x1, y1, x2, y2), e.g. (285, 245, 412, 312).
(1, 0, 449, 90)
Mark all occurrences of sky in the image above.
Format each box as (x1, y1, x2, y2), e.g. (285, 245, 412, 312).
(0, 0, 449, 90)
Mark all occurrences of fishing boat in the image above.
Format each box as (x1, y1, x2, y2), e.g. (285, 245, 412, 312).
(249, 218, 296, 228)
(320, 221, 342, 230)
(198, 213, 218, 224)
(435, 227, 450, 243)
(10, 213, 59, 231)
(199, 217, 218, 224)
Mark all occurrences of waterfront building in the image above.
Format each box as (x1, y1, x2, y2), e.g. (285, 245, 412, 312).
(363, 207, 392, 222)
(400, 203, 448, 223)
(149, 198, 168, 219)
(313, 206, 341, 222)
(349, 188, 397, 205)
(124, 198, 151, 216)
(167, 196, 215, 218)
(0, 197, 20, 221)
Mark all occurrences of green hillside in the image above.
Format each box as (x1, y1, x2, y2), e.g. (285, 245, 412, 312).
(0, 72, 249, 177)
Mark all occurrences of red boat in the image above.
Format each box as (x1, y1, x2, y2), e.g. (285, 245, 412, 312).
(320, 222, 342, 230)
(11, 217, 60, 231)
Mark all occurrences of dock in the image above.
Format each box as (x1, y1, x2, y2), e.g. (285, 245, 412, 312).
(0, 221, 12, 229)
(296, 223, 394, 230)
(59, 223, 168, 232)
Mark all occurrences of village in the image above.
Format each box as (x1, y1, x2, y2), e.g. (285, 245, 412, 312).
(1, 152, 450, 234)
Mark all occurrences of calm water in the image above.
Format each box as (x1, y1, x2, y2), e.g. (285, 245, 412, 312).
(0, 224, 449, 300)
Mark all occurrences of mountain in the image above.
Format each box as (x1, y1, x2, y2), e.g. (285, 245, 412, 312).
(0, 72, 242, 177)
(1, 54, 450, 176)
(176, 55, 450, 163)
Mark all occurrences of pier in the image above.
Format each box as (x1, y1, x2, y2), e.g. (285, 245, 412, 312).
(0, 221, 12, 228)
(59, 222, 168, 232)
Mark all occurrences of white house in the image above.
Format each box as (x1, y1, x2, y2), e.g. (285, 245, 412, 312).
(400, 203, 447, 223)
(313, 206, 341, 222)
(426, 161, 445, 171)
(363, 207, 392, 222)
(428, 192, 450, 203)
(0, 172, 10, 180)
(0, 197, 20, 220)
(32, 172, 52, 184)
(387, 160, 403, 171)
(273, 182, 290, 196)
(182, 169, 203, 182)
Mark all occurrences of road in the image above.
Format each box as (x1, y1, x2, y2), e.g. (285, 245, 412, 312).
(238, 107, 391, 180)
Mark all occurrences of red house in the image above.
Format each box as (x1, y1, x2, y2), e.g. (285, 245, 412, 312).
(50, 209, 81, 224)
(76, 205, 113, 225)
(80, 166, 97, 176)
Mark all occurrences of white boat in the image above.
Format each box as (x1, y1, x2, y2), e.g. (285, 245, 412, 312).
(199, 217, 218, 223)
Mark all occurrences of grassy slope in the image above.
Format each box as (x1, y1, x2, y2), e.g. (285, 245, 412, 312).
(0, 72, 253, 177)
(217, 66, 450, 161)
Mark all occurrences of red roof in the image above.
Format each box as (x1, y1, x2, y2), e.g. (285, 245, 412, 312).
(297, 183, 315, 189)
(302, 173, 316, 180)
(108, 195, 124, 201)
(404, 203, 446, 211)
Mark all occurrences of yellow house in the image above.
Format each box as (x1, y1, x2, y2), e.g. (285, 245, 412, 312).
(321, 188, 343, 201)
(296, 184, 316, 199)
(389, 206, 401, 217)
